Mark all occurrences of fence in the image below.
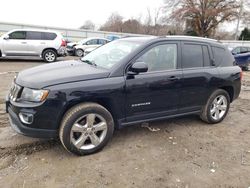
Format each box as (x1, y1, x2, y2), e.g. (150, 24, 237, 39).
(0, 21, 148, 42)
(0, 21, 250, 48)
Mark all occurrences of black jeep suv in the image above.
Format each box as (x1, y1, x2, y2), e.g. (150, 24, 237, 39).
(6, 36, 241, 155)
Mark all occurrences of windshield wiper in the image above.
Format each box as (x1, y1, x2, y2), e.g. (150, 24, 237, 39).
(81, 59, 97, 67)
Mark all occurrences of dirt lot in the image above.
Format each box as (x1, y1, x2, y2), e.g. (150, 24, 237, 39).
(0, 57, 250, 188)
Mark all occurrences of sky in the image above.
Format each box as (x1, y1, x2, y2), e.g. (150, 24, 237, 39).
(0, 0, 164, 29)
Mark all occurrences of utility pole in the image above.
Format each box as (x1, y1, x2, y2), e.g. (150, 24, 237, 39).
(235, 0, 243, 40)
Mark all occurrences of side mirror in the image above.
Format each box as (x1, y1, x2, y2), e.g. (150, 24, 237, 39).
(128, 62, 148, 75)
(3, 35, 9, 40)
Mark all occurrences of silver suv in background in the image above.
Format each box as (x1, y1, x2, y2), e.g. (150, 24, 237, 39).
(0, 29, 66, 62)
(67, 37, 110, 57)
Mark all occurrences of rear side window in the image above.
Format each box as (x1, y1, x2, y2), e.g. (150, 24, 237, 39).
(42, 32, 57, 40)
(182, 44, 203, 68)
(26, 31, 42, 40)
(9, 31, 26, 40)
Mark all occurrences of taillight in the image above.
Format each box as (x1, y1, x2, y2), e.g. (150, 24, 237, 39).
(61, 39, 66, 47)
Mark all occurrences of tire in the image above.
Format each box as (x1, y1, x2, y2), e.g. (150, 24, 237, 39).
(200, 89, 230, 124)
(43, 49, 57, 63)
(75, 49, 84, 57)
(59, 103, 114, 156)
(243, 65, 249, 71)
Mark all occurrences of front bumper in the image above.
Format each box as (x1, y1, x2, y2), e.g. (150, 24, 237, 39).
(66, 47, 76, 55)
(6, 99, 58, 139)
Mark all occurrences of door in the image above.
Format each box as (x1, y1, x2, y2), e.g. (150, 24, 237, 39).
(179, 42, 220, 113)
(125, 42, 182, 122)
(25, 31, 44, 56)
(86, 39, 100, 49)
(3, 31, 29, 56)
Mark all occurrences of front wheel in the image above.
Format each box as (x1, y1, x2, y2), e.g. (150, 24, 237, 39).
(75, 49, 84, 57)
(200, 89, 230, 124)
(59, 103, 114, 156)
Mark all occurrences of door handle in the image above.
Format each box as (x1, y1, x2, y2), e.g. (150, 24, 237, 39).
(168, 76, 180, 81)
(21, 42, 27, 44)
(40, 42, 46, 44)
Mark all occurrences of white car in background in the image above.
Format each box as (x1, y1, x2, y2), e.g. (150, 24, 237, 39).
(73, 37, 110, 57)
(0, 29, 66, 62)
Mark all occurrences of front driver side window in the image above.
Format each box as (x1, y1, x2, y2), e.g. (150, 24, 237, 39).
(9, 31, 26, 40)
(136, 44, 177, 72)
(86, 39, 98, 45)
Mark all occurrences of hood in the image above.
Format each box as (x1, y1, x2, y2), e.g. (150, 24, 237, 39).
(234, 52, 250, 57)
(67, 42, 78, 47)
(16, 60, 110, 88)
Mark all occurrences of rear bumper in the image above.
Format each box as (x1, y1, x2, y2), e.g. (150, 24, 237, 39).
(57, 47, 67, 56)
(6, 99, 58, 139)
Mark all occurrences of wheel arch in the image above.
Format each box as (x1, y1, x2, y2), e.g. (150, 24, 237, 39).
(42, 48, 58, 56)
(219, 86, 234, 102)
(57, 98, 118, 129)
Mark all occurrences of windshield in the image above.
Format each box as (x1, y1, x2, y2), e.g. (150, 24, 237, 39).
(81, 40, 142, 69)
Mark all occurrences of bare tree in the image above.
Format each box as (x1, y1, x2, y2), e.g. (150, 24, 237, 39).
(80, 20, 95, 30)
(99, 13, 124, 32)
(163, 0, 241, 37)
(122, 19, 142, 34)
(144, 7, 163, 35)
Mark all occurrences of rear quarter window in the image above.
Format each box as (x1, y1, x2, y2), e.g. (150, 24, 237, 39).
(212, 46, 234, 67)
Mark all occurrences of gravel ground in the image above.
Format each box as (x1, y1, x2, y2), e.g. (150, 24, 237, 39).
(0, 57, 250, 188)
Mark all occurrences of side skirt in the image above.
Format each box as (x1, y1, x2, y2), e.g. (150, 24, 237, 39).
(117, 110, 201, 129)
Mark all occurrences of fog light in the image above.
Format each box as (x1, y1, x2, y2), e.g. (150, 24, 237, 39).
(19, 113, 33, 124)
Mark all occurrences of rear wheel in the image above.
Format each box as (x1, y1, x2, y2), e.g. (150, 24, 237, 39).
(243, 65, 249, 71)
(43, 49, 57, 63)
(200, 89, 230, 124)
(59, 103, 114, 156)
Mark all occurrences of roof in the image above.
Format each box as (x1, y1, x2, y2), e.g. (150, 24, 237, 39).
(7, 28, 61, 34)
(165, 35, 218, 42)
(119, 35, 220, 46)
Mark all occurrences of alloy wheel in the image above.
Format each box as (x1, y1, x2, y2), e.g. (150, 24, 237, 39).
(210, 95, 228, 121)
(70, 113, 108, 150)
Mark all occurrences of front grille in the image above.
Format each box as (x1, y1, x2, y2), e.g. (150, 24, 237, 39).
(9, 83, 22, 102)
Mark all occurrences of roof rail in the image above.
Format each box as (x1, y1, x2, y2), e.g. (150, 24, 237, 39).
(165, 35, 218, 42)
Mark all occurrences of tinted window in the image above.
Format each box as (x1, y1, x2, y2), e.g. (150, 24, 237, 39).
(26, 31, 42, 40)
(9, 31, 26, 40)
(203, 46, 211, 67)
(136, 44, 177, 72)
(86, 39, 98, 45)
(241, 47, 249, 53)
(42, 32, 57, 40)
(212, 47, 225, 65)
(98, 39, 108, 45)
(182, 44, 203, 68)
(232, 47, 240, 54)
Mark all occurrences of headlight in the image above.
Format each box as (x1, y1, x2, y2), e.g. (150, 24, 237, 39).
(20, 88, 49, 102)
